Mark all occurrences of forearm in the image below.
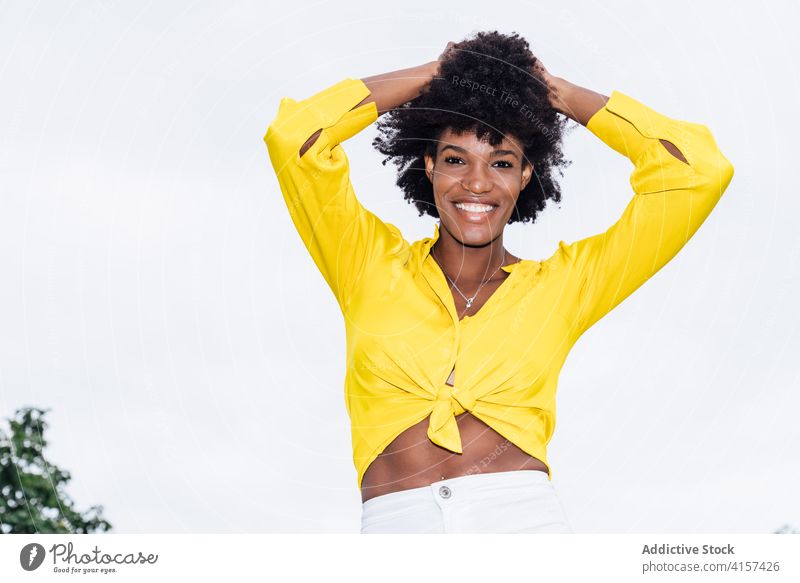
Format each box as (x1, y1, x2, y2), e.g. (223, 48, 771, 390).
(549, 75, 687, 163)
(299, 61, 438, 157)
(358, 61, 439, 116)
(547, 75, 608, 127)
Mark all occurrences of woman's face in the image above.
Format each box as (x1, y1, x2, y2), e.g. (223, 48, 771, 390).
(424, 128, 533, 246)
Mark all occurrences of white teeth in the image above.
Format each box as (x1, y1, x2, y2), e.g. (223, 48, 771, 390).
(455, 202, 495, 213)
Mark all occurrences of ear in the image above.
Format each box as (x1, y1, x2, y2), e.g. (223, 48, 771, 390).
(521, 160, 534, 190)
(424, 151, 436, 183)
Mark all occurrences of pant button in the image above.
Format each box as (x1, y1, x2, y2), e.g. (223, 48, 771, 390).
(438, 485, 451, 499)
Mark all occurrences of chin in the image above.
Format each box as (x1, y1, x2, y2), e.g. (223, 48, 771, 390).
(443, 220, 502, 247)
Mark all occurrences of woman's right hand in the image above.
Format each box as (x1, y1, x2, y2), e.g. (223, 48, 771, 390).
(430, 41, 456, 78)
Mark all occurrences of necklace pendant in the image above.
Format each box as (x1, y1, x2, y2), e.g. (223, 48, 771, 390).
(465, 298, 473, 309)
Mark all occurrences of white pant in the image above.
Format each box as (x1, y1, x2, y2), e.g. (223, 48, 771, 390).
(360, 469, 573, 534)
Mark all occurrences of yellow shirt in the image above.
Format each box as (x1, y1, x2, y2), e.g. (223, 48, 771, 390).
(264, 77, 734, 490)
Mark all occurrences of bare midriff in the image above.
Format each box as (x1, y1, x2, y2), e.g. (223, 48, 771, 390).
(360, 412, 548, 503)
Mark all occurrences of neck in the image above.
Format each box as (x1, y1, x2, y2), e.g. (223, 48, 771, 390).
(431, 223, 514, 284)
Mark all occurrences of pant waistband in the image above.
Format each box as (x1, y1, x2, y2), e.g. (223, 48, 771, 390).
(362, 469, 549, 509)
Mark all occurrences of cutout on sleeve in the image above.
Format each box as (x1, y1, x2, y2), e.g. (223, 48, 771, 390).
(658, 138, 689, 165)
(299, 128, 323, 158)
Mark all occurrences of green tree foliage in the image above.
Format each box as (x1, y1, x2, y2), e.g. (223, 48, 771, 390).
(0, 407, 111, 534)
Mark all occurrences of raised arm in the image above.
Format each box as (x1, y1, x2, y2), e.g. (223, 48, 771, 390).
(543, 67, 689, 164)
(298, 42, 455, 157)
(264, 52, 447, 310)
(536, 65, 735, 337)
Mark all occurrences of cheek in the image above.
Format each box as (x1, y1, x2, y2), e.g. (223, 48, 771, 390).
(431, 169, 461, 200)
(496, 175, 523, 202)
(434, 166, 460, 185)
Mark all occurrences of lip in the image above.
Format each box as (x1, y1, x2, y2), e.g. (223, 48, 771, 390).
(451, 199, 499, 222)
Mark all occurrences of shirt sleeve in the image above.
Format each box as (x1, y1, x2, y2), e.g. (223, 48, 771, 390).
(558, 90, 735, 337)
(263, 78, 405, 310)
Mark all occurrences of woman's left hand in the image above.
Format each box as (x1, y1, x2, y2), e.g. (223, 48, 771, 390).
(532, 59, 610, 126)
(531, 58, 561, 111)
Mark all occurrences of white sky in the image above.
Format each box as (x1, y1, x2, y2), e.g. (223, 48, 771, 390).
(1, 0, 798, 533)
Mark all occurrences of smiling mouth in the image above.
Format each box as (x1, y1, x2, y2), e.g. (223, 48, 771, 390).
(452, 201, 498, 221)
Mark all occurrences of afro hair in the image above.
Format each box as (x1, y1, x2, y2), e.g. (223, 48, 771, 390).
(372, 30, 571, 224)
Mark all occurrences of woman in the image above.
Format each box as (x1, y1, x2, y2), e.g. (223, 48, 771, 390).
(264, 31, 734, 534)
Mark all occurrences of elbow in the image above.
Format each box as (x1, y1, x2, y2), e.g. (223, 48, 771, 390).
(265, 96, 328, 163)
(263, 114, 278, 145)
(699, 150, 734, 197)
(263, 122, 278, 149)
(264, 120, 295, 167)
(263, 96, 305, 161)
(721, 156, 735, 189)
(687, 122, 735, 196)
(264, 97, 290, 141)
(264, 109, 293, 150)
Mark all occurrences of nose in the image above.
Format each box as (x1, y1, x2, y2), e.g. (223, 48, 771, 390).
(461, 163, 494, 194)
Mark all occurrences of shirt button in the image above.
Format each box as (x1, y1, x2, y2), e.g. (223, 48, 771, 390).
(438, 485, 452, 499)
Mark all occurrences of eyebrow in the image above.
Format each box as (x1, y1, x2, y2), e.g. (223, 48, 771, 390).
(439, 144, 520, 160)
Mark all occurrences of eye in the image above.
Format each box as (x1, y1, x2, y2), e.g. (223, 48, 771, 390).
(444, 156, 464, 165)
(493, 160, 514, 168)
